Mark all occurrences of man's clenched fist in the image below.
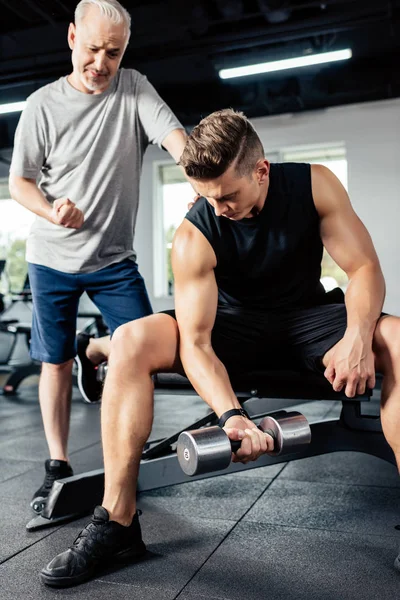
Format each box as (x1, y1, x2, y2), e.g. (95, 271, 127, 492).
(50, 198, 84, 229)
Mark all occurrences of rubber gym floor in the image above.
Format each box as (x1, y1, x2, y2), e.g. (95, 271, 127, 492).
(0, 374, 399, 600)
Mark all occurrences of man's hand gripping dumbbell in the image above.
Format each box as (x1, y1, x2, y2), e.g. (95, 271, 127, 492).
(177, 408, 311, 476)
(219, 408, 274, 465)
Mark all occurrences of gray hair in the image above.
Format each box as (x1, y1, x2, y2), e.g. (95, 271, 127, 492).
(75, 0, 131, 40)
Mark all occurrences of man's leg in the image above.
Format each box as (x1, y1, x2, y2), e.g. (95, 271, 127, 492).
(76, 259, 153, 402)
(39, 360, 74, 461)
(322, 314, 400, 468)
(41, 313, 181, 586)
(101, 313, 181, 523)
(28, 263, 80, 511)
(371, 315, 400, 470)
(367, 315, 400, 573)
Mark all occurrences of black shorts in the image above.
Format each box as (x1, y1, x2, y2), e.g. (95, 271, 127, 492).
(161, 303, 349, 376)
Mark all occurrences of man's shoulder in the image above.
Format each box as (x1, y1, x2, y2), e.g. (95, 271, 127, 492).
(185, 198, 223, 244)
(25, 78, 65, 109)
(272, 161, 310, 173)
(118, 67, 147, 89)
(185, 197, 219, 227)
(174, 217, 217, 270)
(187, 196, 213, 217)
(270, 162, 311, 192)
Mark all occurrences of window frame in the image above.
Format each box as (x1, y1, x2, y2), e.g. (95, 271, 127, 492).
(152, 159, 177, 299)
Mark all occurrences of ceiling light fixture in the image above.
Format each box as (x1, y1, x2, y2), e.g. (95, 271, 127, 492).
(0, 101, 27, 115)
(219, 49, 352, 80)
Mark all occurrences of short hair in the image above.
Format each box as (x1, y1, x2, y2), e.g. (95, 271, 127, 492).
(179, 109, 264, 180)
(75, 0, 131, 41)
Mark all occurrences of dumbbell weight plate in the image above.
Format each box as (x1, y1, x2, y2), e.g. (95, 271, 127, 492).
(177, 426, 232, 476)
(259, 410, 311, 456)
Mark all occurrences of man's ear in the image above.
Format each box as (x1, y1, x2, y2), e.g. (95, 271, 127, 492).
(255, 159, 270, 184)
(67, 23, 76, 50)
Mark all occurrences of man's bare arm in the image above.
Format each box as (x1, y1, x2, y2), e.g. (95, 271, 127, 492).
(172, 219, 273, 461)
(312, 164, 385, 395)
(162, 128, 187, 163)
(172, 219, 240, 417)
(9, 174, 83, 228)
(9, 175, 53, 220)
(312, 164, 385, 338)
(162, 129, 204, 210)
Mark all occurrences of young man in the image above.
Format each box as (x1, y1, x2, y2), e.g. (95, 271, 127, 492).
(8, 0, 186, 515)
(41, 109, 400, 587)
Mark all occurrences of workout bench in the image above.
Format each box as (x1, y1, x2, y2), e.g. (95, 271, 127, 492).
(27, 369, 394, 531)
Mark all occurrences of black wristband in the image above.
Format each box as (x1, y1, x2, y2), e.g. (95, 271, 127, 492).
(218, 408, 250, 429)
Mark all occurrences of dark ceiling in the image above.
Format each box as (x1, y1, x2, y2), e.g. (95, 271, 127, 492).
(1, 0, 400, 151)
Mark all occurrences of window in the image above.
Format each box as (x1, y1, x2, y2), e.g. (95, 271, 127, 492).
(0, 178, 34, 296)
(154, 163, 192, 297)
(282, 144, 349, 291)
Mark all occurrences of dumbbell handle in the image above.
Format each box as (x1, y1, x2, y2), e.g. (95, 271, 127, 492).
(230, 427, 275, 453)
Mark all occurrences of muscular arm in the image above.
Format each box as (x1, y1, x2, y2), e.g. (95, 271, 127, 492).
(312, 164, 385, 338)
(312, 164, 385, 394)
(172, 219, 240, 417)
(172, 220, 275, 460)
(172, 220, 273, 460)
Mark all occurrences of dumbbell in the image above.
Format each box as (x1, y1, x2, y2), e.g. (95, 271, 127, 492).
(177, 410, 311, 476)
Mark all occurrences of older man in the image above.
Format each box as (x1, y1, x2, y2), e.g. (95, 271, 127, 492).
(9, 0, 186, 514)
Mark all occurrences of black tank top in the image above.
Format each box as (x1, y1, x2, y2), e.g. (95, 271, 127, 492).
(185, 162, 325, 310)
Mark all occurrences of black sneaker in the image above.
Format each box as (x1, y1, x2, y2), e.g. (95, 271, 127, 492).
(31, 459, 73, 514)
(40, 506, 146, 587)
(75, 332, 103, 403)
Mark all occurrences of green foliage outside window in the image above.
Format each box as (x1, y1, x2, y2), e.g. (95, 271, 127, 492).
(321, 249, 348, 289)
(166, 225, 175, 295)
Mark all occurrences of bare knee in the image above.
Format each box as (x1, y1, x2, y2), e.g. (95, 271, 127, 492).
(109, 314, 179, 372)
(42, 359, 74, 375)
(374, 316, 400, 373)
(111, 321, 148, 361)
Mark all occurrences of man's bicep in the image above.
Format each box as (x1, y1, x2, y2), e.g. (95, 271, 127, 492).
(174, 268, 218, 344)
(172, 224, 218, 344)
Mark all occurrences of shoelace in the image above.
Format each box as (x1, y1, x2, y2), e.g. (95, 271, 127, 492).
(72, 523, 95, 548)
(71, 520, 116, 559)
(41, 470, 61, 493)
(71, 512, 140, 555)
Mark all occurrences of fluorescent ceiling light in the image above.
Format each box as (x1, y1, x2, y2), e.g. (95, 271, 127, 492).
(219, 49, 352, 80)
(0, 101, 27, 115)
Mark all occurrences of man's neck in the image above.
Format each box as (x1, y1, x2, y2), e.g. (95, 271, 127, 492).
(255, 176, 270, 215)
(67, 73, 109, 95)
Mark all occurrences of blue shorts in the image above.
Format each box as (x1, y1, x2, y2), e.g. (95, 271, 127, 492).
(28, 259, 153, 364)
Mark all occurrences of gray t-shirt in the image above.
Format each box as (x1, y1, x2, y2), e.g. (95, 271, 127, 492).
(10, 68, 183, 273)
